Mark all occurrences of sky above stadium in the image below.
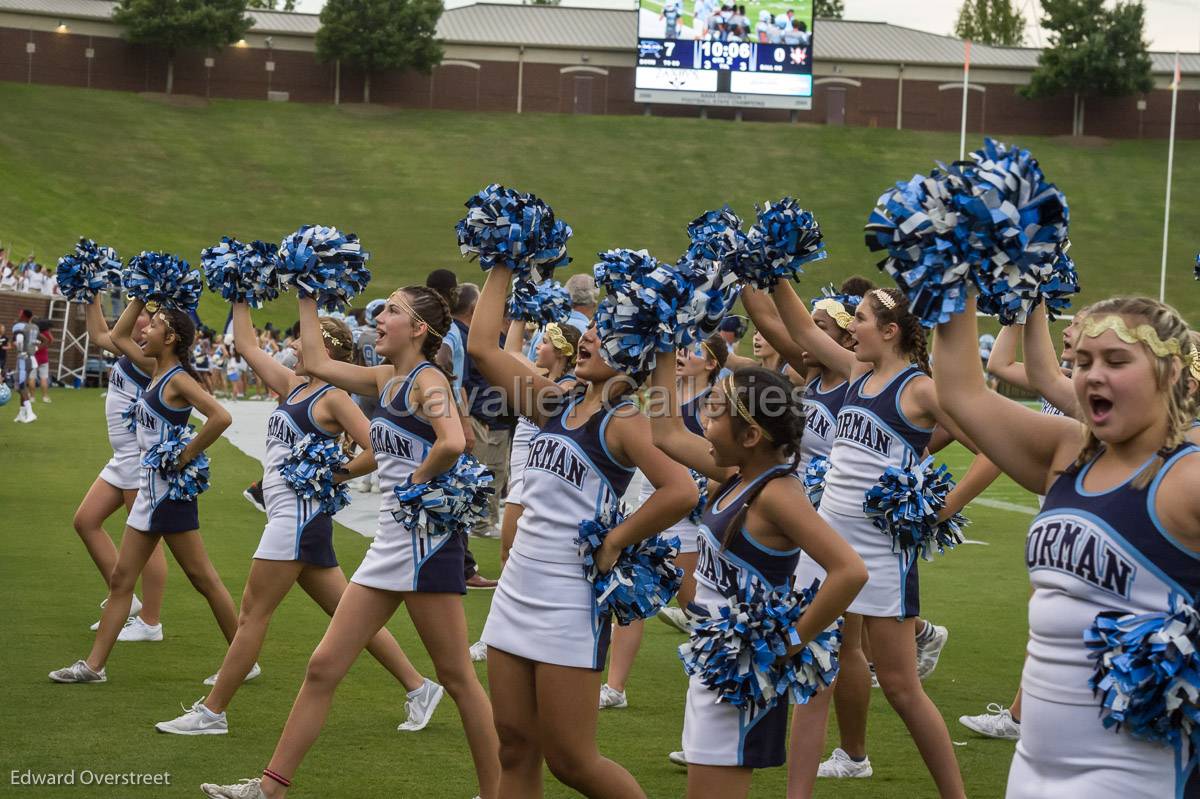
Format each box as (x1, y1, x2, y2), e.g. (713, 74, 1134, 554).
(291, 0, 1200, 53)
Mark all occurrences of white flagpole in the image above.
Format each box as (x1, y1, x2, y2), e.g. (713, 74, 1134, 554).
(960, 40, 971, 160)
(1159, 52, 1180, 303)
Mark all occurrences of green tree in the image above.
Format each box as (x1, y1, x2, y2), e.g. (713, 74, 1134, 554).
(248, 0, 298, 11)
(954, 0, 1025, 46)
(1023, 0, 1154, 136)
(113, 0, 252, 94)
(814, 0, 844, 18)
(316, 0, 443, 104)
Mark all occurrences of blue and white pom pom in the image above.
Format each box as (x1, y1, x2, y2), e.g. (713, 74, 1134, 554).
(685, 207, 748, 275)
(201, 237, 283, 308)
(688, 469, 709, 525)
(576, 504, 683, 625)
(506, 278, 573, 326)
(680, 577, 842, 710)
(863, 454, 967, 561)
(739, 199, 828, 291)
(122, 251, 203, 311)
(56, 237, 122, 303)
(391, 454, 494, 538)
(276, 225, 371, 310)
(679, 209, 744, 339)
(456, 184, 572, 282)
(141, 424, 210, 501)
(1085, 594, 1200, 752)
(279, 434, 350, 516)
(804, 455, 831, 510)
(120, 404, 137, 433)
(813, 283, 863, 311)
(1041, 247, 1080, 321)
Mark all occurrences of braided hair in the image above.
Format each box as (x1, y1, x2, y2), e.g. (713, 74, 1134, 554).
(159, 308, 202, 386)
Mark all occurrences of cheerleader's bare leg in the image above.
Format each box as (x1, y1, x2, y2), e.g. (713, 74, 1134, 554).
(85, 526, 161, 671)
(160, 530, 239, 643)
(686, 764, 753, 799)
(488, 648, 545, 797)
(830, 613, 870, 758)
(785, 682, 835, 798)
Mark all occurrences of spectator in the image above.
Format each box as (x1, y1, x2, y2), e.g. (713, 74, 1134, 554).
(11, 309, 38, 422)
(226, 344, 246, 399)
(0, 259, 15, 291)
(717, 314, 748, 356)
(210, 337, 229, 396)
(0, 323, 8, 382)
(35, 319, 52, 402)
(41, 266, 58, 297)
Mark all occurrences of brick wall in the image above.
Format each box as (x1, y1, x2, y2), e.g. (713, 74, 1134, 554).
(0, 290, 90, 382)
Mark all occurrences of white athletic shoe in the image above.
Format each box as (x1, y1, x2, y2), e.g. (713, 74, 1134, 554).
(668, 750, 688, 766)
(916, 623, 949, 680)
(155, 699, 228, 735)
(49, 660, 107, 683)
(203, 662, 261, 687)
(869, 662, 879, 688)
(200, 778, 267, 798)
(90, 594, 142, 631)
(656, 606, 692, 634)
(817, 748, 873, 779)
(469, 640, 488, 662)
(598, 683, 628, 709)
(397, 679, 445, 732)
(42, 396, 51, 403)
(958, 703, 1021, 740)
(117, 616, 163, 642)
(25, 408, 36, 422)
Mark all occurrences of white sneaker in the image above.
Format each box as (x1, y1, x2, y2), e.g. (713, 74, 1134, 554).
(869, 662, 879, 688)
(117, 616, 163, 642)
(598, 683, 628, 709)
(656, 606, 692, 634)
(817, 747, 873, 778)
(397, 679, 444, 732)
(155, 699, 228, 735)
(42, 396, 51, 403)
(469, 640, 488, 662)
(25, 409, 36, 422)
(916, 623, 949, 680)
(200, 778, 267, 798)
(958, 703, 1021, 740)
(49, 659, 107, 683)
(668, 750, 687, 766)
(90, 594, 142, 631)
(203, 662, 261, 686)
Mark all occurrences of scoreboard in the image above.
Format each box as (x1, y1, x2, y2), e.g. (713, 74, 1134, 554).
(635, 1, 814, 110)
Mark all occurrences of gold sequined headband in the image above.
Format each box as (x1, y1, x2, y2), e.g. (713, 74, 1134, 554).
(393, 294, 443, 341)
(543, 323, 574, 357)
(1081, 315, 1200, 381)
(812, 298, 854, 330)
(720, 374, 775, 443)
(872, 289, 897, 311)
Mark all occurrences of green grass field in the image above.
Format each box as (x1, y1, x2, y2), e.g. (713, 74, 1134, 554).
(2, 390, 1034, 797)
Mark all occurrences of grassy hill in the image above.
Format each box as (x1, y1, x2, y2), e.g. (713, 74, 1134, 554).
(0, 82, 1196, 332)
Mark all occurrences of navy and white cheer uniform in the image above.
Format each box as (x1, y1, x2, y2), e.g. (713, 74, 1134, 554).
(799, 375, 848, 471)
(127, 366, 199, 534)
(253, 383, 338, 567)
(482, 394, 635, 669)
(99, 356, 152, 490)
(505, 374, 575, 508)
(636, 386, 710, 554)
(683, 464, 802, 768)
(1008, 445, 1200, 799)
(796, 367, 932, 619)
(352, 363, 466, 594)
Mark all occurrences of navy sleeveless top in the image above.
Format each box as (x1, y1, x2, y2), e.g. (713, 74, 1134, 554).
(681, 386, 710, 437)
(264, 383, 337, 483)
(113, 356, 152, 392)
(371, 363, 439, 504)
(142, 366, 192, 427)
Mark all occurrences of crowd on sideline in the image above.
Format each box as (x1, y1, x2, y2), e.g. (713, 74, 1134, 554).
(0, 247, 61, 297)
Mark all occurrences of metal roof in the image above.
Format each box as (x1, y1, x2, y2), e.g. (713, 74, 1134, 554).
(1, 0, 1195, 74)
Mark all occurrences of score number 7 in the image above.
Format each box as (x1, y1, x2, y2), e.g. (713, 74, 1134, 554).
(664, 41, 675, 56)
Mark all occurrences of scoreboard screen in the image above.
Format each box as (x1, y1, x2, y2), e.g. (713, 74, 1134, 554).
(635, 0, 814, 110)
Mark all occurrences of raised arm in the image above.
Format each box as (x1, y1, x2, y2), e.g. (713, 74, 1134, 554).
(504, 319, 527, 356)
(932, 296, 1081, 494)
(233, 303, 299, 398)
(109, 299, 152, 364)
(647, 356, 735, 482)
(741, 288, 811, 375)
(985, 323, 1031, 390)
(165, 372, 232, 466)
(767, 283, 856, 380)
(298, 297, 388, 397)
(84, 299, 116, 354)
(1023, 304, 1078, 419)
(465, 265, 559, 423)
(409, 367, 466, 484)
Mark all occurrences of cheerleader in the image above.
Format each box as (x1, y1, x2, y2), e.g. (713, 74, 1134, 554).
(201, 289, 499, 799)
(72, 298, 169, 641)
(50, 300, 237, 683)
(647, 356, 866, 798)
(932, 295, 1200, 798)
(467, 263, 696, 798)
(155, 302, 439, 737)
(767, 283, 970, 797)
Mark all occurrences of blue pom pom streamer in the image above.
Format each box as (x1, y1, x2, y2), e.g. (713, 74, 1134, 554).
(392, 454, 494, 539)
(279, 434, 350, 516)
(680, 577, 842, 710)
(120, 403, 137, 433)
(122, 251, 202, 312)
(506, 278, 573, 326)
(739, 199, 828, 292)
(201, 237, 283, 308)
(456, 184, 572, 281)
(56, 237, 122, 304)
(804, 455, 831, 510)
(1085, 595, 1200, 756)
(687, 469, 709, 525)
(863, 454, 967, 561)
(277, 225, 371, 311)
(811, 283, 863, 311)
(1041, 247, 1080, 321)
(679, 207, 744, 339)
(141, 423, 210, 501)
(576, 504, 683, 626)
